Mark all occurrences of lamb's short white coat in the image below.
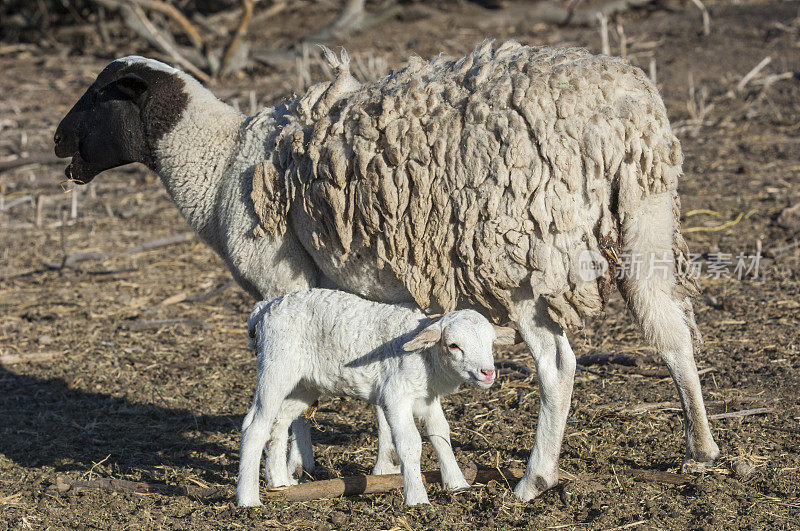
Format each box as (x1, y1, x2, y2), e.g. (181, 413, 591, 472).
(236, 289, 506, 507)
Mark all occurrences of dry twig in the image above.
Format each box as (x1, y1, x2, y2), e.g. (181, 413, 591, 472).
(219, 0, 255, 77)
(0, 351, 62, 364)
(689, 0, 711, 36)
(0, 154, 64, 173)
(708, 407, 775, 420)
(623, 468, 692, 485)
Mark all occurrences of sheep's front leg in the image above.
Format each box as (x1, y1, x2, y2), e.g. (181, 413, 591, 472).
(372, 405, 401, 475)
(417, 398, 469, 491)
(513, 298, 576, 502)
(381, 402, 428, 505)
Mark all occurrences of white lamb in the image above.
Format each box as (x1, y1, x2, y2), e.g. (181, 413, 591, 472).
(236, 288, 515, 507)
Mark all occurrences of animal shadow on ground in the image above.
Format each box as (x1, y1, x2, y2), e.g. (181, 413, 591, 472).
(0, 367, 377, 487)
(0, 366, 241, 485)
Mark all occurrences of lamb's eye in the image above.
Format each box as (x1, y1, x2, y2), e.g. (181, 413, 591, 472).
(448, 343, 460, 350)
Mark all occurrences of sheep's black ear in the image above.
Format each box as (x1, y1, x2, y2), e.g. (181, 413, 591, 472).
(114, 73, 149, 102)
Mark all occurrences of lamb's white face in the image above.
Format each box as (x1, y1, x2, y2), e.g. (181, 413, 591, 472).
(438, 310, 497, 389)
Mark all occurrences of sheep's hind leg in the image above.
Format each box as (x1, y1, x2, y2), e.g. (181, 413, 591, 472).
(287, 417, 315, 481)
(619, 192, 719, 470)
(513, 298, 576, 502)
(372, 405, 401, 475)
(267, 390, 318, 487)
(237, 366, 300, 506)
(237, 403, 276, 506)
(417, 398, 469, 491)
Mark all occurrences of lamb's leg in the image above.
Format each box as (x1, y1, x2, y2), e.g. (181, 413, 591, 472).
(513, 298, 576, 502)
(237, 402, 275, 506)
(266, 392, 317, 487)
(619, 192, 719, 470)
(287, 417, 315, 480)
(381, 401, 428, 505)
(237, 367, 299, 506)
(417, 398, 469, 491)
(372, 405, 400, 475)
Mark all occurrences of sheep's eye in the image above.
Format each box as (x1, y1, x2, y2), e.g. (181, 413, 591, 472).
(448, 343, 460, 350)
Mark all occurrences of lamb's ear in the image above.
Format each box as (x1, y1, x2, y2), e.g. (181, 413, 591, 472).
(402, 326, 442, 352)
(113, 73, 149, 102)
(492, 325, 517, 346)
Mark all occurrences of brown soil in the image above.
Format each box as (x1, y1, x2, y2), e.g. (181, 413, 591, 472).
(1, 1, 799, 529)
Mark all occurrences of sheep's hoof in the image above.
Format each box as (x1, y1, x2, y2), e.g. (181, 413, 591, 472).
(513, 473, 556, 502)
(681, 442, 720, 474)
(681, 458, 715, 474)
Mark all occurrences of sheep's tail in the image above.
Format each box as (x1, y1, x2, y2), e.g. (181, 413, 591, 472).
(247, 300, 271, 350)
(616, 191, 702, 351)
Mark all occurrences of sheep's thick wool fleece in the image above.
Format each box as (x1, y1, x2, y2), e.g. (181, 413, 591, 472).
(252, 40, 692, 328)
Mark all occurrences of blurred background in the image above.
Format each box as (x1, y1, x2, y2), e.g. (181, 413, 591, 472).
(1, 1, 799, 529)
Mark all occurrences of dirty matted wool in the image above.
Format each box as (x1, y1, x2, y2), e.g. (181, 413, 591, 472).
(252, 40, 689, 329)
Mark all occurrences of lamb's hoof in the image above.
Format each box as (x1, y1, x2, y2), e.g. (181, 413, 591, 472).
(444, 478, 471, 492)
(513, 473, 557, 502)
(236, 496, 263, 507)
(372, 463, 401, 475)
(403, 495, 430, 506)
(266, 478, 292, 489)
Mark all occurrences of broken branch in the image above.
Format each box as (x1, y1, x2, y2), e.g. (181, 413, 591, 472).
(708, 407, 775, 420)
(0, 351, 63, 365)
(123, 232, 195, 255)
(130, 0, 204, 50)
(0, 154, 64, 173)
(623, 468, 692, 485)
(263, 466, 527, 502)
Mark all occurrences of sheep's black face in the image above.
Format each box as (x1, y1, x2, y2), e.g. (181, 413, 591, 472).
(54, 58, 187, 184)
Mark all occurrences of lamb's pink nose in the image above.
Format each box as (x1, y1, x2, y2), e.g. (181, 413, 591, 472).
(480, 368, 495, 380)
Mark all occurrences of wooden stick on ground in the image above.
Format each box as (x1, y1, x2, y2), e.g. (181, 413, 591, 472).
(623, 468, 692, 486)
(123, 232, 195, 255)
(708, 407, 775, 420)
(575, 353, 639, 367)
(495, 360, 535, 378)
(619, 397, 770, 415)
(0, 351, 62, 365)
(263, 466, 528, 502)
(0, 154, 64, 173)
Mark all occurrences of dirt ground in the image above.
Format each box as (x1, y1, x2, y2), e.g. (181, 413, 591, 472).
(1, 0, 799, 529)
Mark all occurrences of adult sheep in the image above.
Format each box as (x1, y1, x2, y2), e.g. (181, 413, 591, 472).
(54, 40, 719, 501)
